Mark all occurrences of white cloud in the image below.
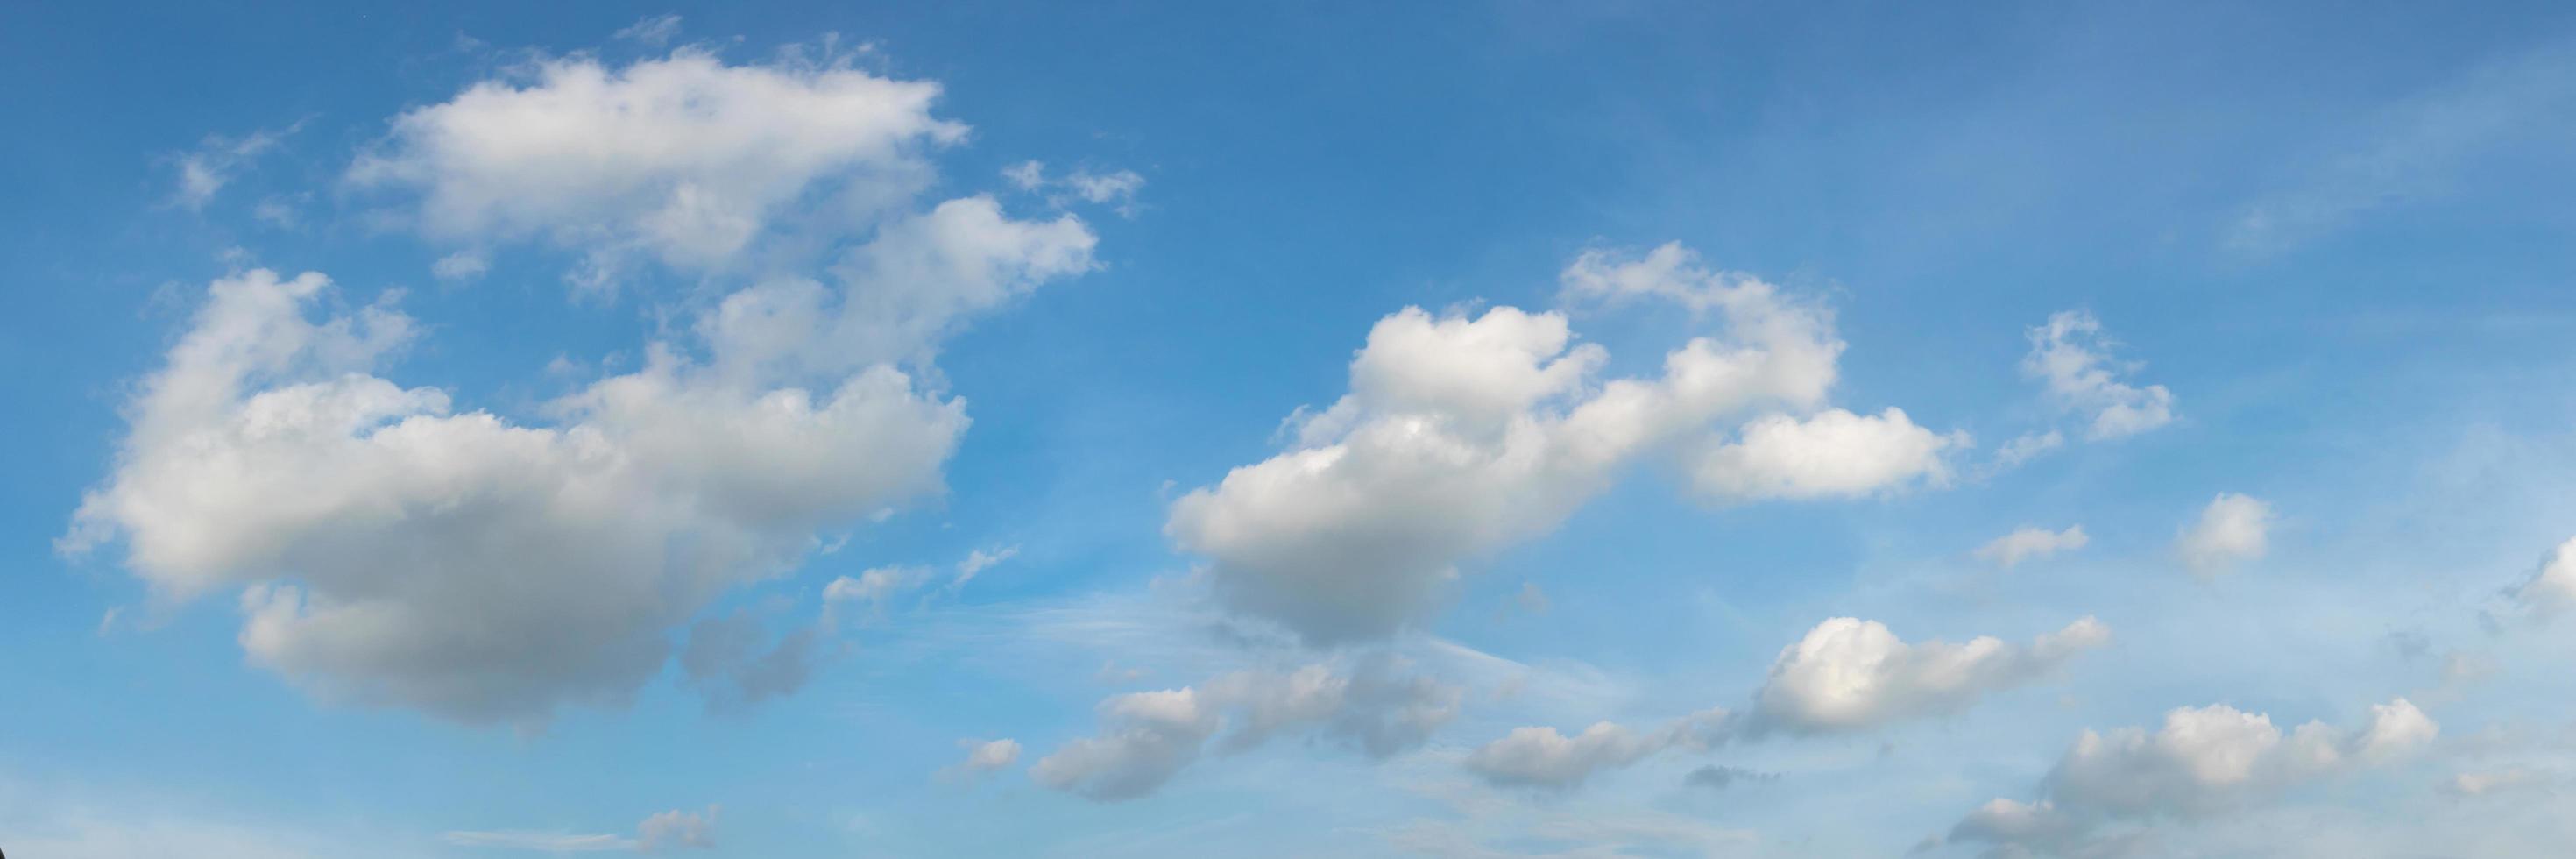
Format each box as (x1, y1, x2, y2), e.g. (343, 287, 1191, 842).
(2022, 310, 2176, 440)
(952, 544, 1019, 589)
(1459, 617, 2104, 791)
(1462, 710, 1730, 790)
(62, 216, 1084, 723)
(1032, 658, 1461, 800)
(2177, 493, 2275, 578)
(1750, 616, 2109, 735)
(70, 46, 1100, 726)
(1167, 243, 1864, 644)
(637, 806, 717, 851)
(348, 48, 969, 283)
(2508, 536, 2576, 616)
(1976, 524, 2089, 568)
(172, 124, 295, 210)
(1994, 428, 2065, 467)
(2445, 767, 2549, 798)
(1029, 687, 1220, 801)
(612, 13, 683, 46)
(431, 250, 489, 282)
(1949, 698, 2438, 855)
(444, 806, 714, 853)
(1689, 407, 1964, 501)
(950, 738, 1023, 779)
(1001, 160, 1147, 214)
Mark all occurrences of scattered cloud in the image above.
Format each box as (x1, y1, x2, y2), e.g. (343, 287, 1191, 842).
(1169, 242, 1945, 644)
(946, 738, 1023, 781)
(1948, 699, 2437, 855)
(348, 48, 973, 288)
(1748, 616, 2110, 735)
(1977, 525, 2089, 568)
(612, 13, 683, 46)
(1463, 709, 1730, 789)
(1032, 658, 1460, 800)
(2177, 493, 2275, 578)
(171, 124, 298, 210)
(2022, 310, 2176, 441)
(444, 806, 715, 853)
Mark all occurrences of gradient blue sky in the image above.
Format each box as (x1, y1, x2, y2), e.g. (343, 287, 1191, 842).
(8, 2, 2576, 857)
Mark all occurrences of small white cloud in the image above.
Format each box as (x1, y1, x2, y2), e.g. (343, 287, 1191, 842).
(1463, 710, 1731, 790)
(1690, 407, 1964, 501)
(1033, 659, 1460, 800)
(2509, 536, 2576, 617)
(1994, 429, 2064, 468)
(443, 805, 715, 853)
(1976, 524, 2089, 568)
(432, 250, 490, 282)
(1751, 616, 2109, 735)
(170, 124, 297, 210)
(2022, 310, 2176, 440)
(952, 544, 1019, 589)
(2177, 493, 2275, 578)
(612, 13, 683, 46)
(944, 738, 1022, 781)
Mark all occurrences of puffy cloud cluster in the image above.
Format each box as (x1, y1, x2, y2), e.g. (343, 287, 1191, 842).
(2176, 493, 2275, 578)
(1168, 242, 1959, 643)
(2022, 310, 2176, 441)
(66, 50, 1100, 726)
(350, 48, 969, 281)
(1749, 616, 2110, 735)
(1977, 525, 2090, 569)
(1031, 659, 1461, 800)
(1948, 699, 2438, 855)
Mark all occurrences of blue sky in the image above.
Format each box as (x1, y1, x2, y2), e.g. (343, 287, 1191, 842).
(8, 2, 2576, 856)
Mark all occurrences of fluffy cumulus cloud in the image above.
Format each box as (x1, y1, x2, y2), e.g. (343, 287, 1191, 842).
(1977, 525, 2090, 568)
(1167, 242, 1956, 643)
(1948, 699, 2437, 855)
(1689, 407, 1964, 501)
(2176, 493, 2275, 578)
(1749, 616, 2109, 735)
(2022, 310, 2176, 441)
(63, 51, 1100, 725)
(348, 47, 972, 283)
(1032, 659, 1461, 800)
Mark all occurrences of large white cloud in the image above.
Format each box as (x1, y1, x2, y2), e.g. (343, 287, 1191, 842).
(1947, 698, 2438, 855)
(2022, 310, 2176, 441)
(60, 270, 976, 722)
(69, 44, 1100, 726)
(1166, 243, 1956, 644)
(62, 92, 1086, 722)
(1031, 659, 1461, 800)
(350, 49, 968, 281)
